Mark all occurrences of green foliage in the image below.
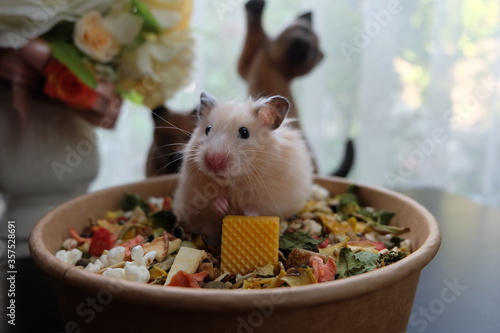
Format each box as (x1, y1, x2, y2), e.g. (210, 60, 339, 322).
(383, 236, 404, 249)
(336, 248, 380, 279)
(373, 210, 396, 226)
(279, 231, 325, 251)
(120, 193, 150, 213)
(336, 185, 361, 216)
(367, 220, 410, 236)
(378, 250, 408, 266)
(48, 41, 98, 89)
(149, 210, 177, 232)
(132, 0, 161, 33)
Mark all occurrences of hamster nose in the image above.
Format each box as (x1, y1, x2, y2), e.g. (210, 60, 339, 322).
(204, 152, 229, 173)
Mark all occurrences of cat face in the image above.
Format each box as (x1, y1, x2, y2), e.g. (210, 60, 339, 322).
(270, 13, 324, 78)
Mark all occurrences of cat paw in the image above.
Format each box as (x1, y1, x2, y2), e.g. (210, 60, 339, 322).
(246, 0, 265, 16)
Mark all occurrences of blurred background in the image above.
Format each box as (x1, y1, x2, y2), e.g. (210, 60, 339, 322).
(91, 0, 500, 208)
(1, 2, 497, 332)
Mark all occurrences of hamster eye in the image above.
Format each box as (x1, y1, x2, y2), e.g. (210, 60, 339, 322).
(205, 125, 212, 136)
(238, 127, 250, 139)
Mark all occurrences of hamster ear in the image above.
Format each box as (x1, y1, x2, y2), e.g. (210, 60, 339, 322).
(197, 92, 217, 119)
(255, 96, 290, 130)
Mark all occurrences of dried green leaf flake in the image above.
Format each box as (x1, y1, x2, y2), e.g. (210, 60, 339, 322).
(121, 193, 150, 213)
(279, 231, 325, 251)
(336, 248, 364, 278)
(373, 210, 396, 225)
(368, 221, 410, 235)
(149, 210, 177, 232)
(336, 185, 361, 216)
(336, 248, 380, 279)
(354, 250, 380, 272)
(378, 251, 408, 266)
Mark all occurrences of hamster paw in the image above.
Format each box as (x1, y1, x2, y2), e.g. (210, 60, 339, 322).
(213, 197, 229, 216)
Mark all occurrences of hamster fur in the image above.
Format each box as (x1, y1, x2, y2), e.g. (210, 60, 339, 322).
(173, 92, 313, 245)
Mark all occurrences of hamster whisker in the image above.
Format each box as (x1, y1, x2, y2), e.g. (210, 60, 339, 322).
(154, 126, 193, 138)
(247, 155, 295, 177)
(154, 157, 183, 174)
(243, 162, 278, 200)
(152, 112, 193, 137)
(148, 151, 182, 161)
(150, 142, 186, 152)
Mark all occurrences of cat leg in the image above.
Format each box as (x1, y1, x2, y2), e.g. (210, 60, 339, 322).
(238, 0, 267, 80)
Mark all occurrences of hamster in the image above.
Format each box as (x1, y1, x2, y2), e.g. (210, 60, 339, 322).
(173, 92, 313, 245)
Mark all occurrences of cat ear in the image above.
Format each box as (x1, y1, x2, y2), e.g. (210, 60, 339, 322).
(297, 12, 312, 25)
(197, 92, 217, 119)
(255, 96, 290, 130)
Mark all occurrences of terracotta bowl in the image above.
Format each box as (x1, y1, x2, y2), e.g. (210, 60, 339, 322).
(29, 175, 440, 333)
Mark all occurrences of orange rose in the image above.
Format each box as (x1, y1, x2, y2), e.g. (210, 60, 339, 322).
(43, 59, 98, 109)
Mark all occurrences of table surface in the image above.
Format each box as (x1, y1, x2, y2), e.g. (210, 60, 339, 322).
(1, 187, 499, 333)
(399, 188, 500, 333)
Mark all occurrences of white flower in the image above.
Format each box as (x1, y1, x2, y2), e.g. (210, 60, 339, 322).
(103, 267, 126, 280)
(148, 197, 164, 211)
(0, 0, 115, 48)
(107, 246, 126, 265)
(311, 184, 330, 201)
(101, 245, 154, 282)
(124, 263, 150, 283)
(55, 249, 82, 265)
(400, 239, 411, 250)
(74, 11, 120, 63)
(99, 253, 109, 267)
(118, 30, 194, 107)
(99, 246, 126, 268)
(302, 219, 323, 235)
(103, 12, 143, 45)
(140, 0, 184, 30)
(62, 238, 78, 250)
(130, 245, 156, 267)
(85, 259, 103, 272)
(143, 251, 157, 266)
(131, 245, 145, 264)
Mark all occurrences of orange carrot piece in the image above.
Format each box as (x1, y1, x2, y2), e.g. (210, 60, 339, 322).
(162, 196, 173, 211)
(168, 271, 207, 288)
(311, 255, 336, 283)
(69, 227, 91, 244)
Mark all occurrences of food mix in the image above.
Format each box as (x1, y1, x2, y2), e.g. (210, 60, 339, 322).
(56, 184, 411, 289)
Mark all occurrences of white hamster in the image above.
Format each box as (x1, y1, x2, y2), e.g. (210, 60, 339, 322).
(173, 92, 313, 245)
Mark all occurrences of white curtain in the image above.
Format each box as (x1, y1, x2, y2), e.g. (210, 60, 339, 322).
(91, 0, 500, 208)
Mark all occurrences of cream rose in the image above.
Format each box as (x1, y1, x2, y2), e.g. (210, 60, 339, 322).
(74, 11, 120, 63)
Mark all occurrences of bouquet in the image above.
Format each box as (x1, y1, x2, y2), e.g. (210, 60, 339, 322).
(0, 0, 194, 128)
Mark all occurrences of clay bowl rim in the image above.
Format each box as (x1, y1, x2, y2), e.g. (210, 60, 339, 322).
(29, 175, 441, 313)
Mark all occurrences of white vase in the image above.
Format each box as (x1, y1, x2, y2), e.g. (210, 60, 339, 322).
(0, 86, 99, 255)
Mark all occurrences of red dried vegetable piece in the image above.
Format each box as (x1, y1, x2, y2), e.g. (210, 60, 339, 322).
(89, 227, 114, 257)
(69, 227, 91, 244)
(312, 235, 330, 249)
(117, 216, 127, 224)
(162, 196, 173, 211)
(310, 255, 336, 283)
(168, 271, 207, 288)
(121, 235, 145, 260)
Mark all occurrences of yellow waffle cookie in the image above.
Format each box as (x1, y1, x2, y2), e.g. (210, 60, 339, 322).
(221, 215, 280, 275)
